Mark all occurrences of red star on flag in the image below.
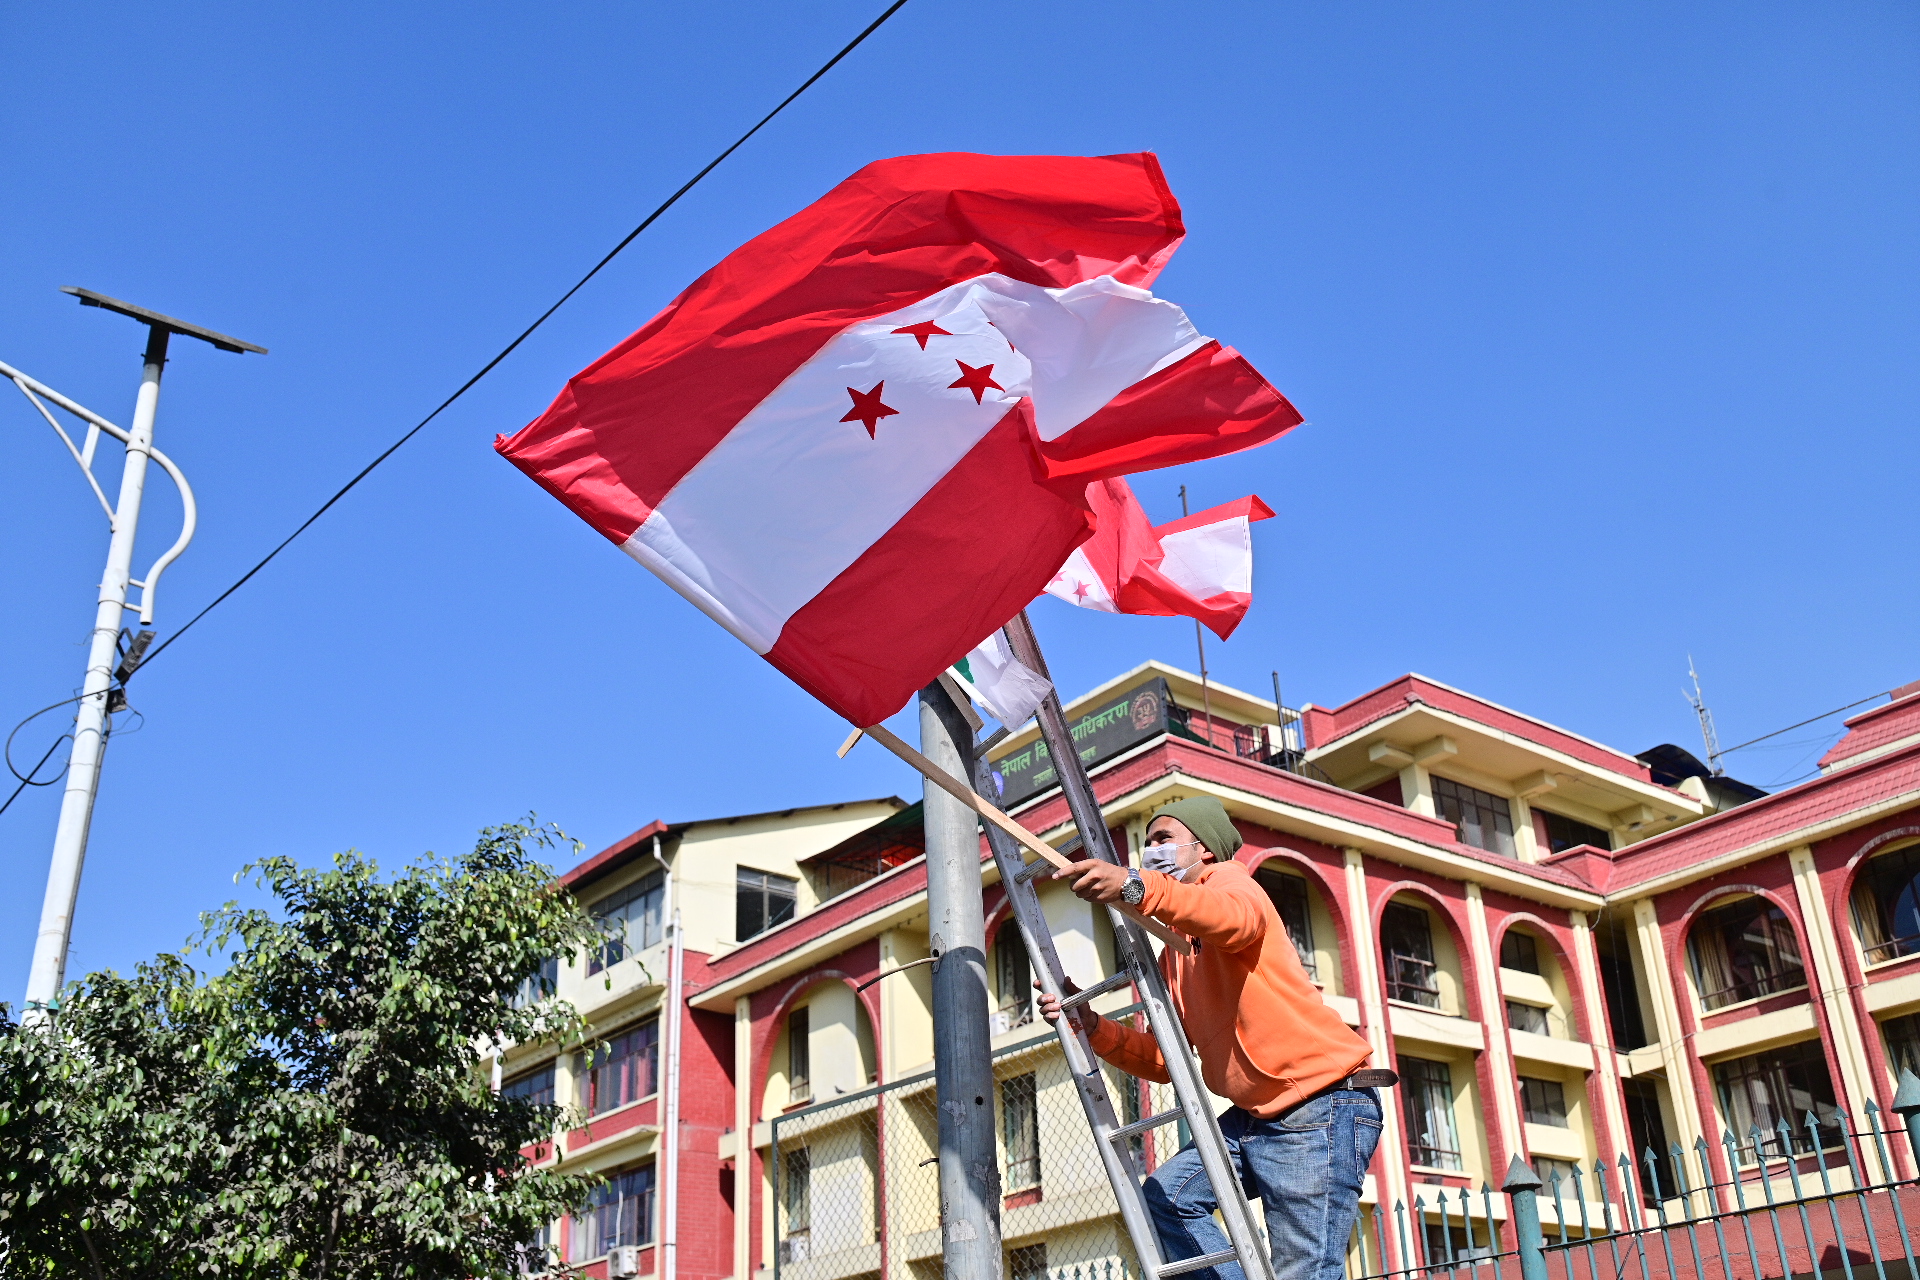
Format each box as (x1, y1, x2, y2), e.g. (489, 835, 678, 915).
(948, 360, 1003, 405)
(1072, 580, 1091, 600)
(841, 381, 899, 438)
(891, 321, 951, 350)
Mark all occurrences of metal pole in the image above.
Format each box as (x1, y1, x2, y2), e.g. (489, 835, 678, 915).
(24, 324, 169, 1010)
(654, 834, 683, 1280)
(1177, 486, 1214, 747)
(920, 679, 1003, 1280)
(1502, 1154, 1549, 1280)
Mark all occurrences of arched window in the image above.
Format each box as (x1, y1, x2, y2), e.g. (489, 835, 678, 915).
(1686, 896, 1805, 1011)
(1852, 842, 1920, 966)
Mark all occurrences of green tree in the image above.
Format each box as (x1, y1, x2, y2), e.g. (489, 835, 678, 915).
(0, 820, 606, 1279)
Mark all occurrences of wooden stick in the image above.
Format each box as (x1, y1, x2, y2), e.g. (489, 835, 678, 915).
(855, 723, 1191, 955)
(836, 727, 865, 759)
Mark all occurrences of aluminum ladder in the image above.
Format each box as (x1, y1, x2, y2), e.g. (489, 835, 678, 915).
(967, 614, 1278, 1280)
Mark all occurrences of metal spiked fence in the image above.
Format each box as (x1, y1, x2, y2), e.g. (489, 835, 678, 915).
(775, 1041, 1920, 1280)
(1353, 1075, 1920, 1280)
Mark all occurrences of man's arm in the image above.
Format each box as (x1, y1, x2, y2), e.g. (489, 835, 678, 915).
(1036, 980, 1171, 1083)
(1054, 860, 1268, 951)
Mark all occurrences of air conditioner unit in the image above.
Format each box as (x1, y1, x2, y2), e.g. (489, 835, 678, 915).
(608, 1245, 642, 1278)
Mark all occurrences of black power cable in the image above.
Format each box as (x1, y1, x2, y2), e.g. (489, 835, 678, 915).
(128, 0, 912, 680)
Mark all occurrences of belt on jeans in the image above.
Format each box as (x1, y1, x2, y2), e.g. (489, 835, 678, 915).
(1337, 1069, 1399, 1090)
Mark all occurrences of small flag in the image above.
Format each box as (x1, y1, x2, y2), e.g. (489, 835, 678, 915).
(950, 633, 1052, 727)
(1044, 477, 1273, 639)
(498, 153, 1301, 725)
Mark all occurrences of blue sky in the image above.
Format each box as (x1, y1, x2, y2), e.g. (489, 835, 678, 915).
(3, 1, 1915, 994)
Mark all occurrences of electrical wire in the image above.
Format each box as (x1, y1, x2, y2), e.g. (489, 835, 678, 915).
(1716, 688, 1896, 758)
(126, 0, 912, 680)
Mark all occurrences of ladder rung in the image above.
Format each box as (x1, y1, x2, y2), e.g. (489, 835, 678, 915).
(1108, 1107, 1186, 1143)
(1156, 1249, 1241, 1278)
(1058, 972, 1133, 1010)
(1016, 857, 1054, 884)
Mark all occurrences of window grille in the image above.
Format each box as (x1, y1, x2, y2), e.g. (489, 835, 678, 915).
(1382, 901, 1442, 1008)
(1686, 896, 1806, 1010)
(570, 1164, 655, 1261)
(588, 1020, 659, 1115)
(589, 870, 664, 974)
(1518, 1076, 1569, 1127)
(1400, 1055, 1463, 1169)
(1712, 1039, 1842, 1161)
(1258, 867, 1319, 982)
(1002, 1072, 1040, 1189)
(1851, 842, 1920, 965)
(738, 867, 798, 941)
(1432, 776, 1516, 857)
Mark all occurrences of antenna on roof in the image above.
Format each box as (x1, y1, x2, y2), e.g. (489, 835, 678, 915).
(1685, 655, 1725, 776)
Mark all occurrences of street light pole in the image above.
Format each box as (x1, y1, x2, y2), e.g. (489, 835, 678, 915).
(13, 287, 264, 1012)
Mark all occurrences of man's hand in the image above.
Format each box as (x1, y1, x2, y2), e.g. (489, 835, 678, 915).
(1053, 859, 1130, 903)
(1036, 977, 1101, 1035)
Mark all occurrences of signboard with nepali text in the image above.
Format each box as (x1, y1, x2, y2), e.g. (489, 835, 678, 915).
(985, 676, 1182, 809)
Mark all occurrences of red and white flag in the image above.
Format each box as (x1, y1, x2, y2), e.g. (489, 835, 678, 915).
(497, 152, 1301, 725)
(1044, 479, 1274, 640)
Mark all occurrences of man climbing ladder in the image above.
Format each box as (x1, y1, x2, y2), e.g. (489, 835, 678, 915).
(1043, 796, 1394, 1280)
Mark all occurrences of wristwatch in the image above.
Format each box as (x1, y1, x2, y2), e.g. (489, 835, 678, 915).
(1121, 867, 1147, 906)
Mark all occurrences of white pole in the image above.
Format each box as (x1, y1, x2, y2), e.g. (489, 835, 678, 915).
(652, 835, 683, 1280)
(24, 326, 168, 1011)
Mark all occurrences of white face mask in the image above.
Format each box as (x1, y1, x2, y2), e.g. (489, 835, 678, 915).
(1143, 840, 1204, 880)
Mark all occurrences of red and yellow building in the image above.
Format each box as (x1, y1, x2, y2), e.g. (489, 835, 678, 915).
(491, 662, 1920, 1277)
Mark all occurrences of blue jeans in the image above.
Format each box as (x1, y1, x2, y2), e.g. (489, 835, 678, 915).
(1143, 1088, 1383, 1280)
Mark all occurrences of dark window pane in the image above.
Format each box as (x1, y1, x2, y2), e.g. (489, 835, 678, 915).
(1519, 1076, 1569, 1127)
(788, 1007, 810, 1102)
(502, 1064, 557, 1108)
(1002, 1072, 1040, 1189)
(589, 870, 665, 974)
(1883, 1013, 1920, 1080)
(737, 867, 799, 941)
(1400, 1055, 1462, 1169)
(1382, 901, 1441, 1007)
(1500, 930, 1541, 974)
(1712, 1040, 1842, 1162)
(587, 1021, 660, 1115)
(1687, 897, 1806, 1010)
(1853, 844, 1920, 965)
(514, 954, 560, 1007)
(1507, 1000, 1550, 1036)
(1258, 867, 1319, 982)
(570, 1163, 655, 1260)
(1623, 1078, 1674, 1206)
(994, 928, 1033, 1031)
(1539, 809, 1612, 855)
(1008, 1244, 1049, 1280)
(1432, 777, 1515, 857)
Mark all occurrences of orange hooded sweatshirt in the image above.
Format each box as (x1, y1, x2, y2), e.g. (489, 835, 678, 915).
(1087, 859, 1372, 1118)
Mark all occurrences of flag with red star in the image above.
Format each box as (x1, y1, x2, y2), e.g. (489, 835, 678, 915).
(1045, 477, 1274, 640)
(496, 152, 1301, 725)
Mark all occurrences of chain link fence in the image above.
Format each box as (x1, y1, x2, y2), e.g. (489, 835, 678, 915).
(772, 1005, 1198, 1280)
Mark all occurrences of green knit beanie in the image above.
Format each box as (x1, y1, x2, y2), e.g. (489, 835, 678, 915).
(1148, 796, 1242, 861)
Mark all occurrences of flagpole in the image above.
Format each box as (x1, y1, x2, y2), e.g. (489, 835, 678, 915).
(1178, 485, 1216, 748)
(917, 679, 1004, 1280)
